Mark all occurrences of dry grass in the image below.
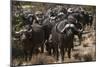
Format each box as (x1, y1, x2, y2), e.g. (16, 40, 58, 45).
(12, 53, 56, 66)
(73, 46, 95, 61)
(31, 53, 56, 65)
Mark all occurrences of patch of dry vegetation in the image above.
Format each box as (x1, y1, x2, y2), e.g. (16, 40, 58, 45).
(31, 53, 56, 65)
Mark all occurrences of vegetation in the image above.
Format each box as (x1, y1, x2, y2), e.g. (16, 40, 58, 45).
(11, 1, 96, 32)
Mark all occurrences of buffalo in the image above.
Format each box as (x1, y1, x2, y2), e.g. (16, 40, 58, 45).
(14, 13, 45, 61)
(51, 19, 82, 61)
(19, 23, 45, 61)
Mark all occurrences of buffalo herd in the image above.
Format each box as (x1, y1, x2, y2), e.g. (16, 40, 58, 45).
(12, 6, 94, 62)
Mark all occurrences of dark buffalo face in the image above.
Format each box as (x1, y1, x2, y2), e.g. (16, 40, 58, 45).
(57, 12, 66, 22)
(67, 12, 84, 32)
(59, 23, 82, 61)
(74, 11, 90, 27)
(20, 27, 32, 42)
(67, 13, 83, 30)
(21, 12, 39, 26)
(27, 14, 35, 25)
(15, 28, 33, 61)
(21, 31, 30, 40)
(64, 26, 74, 36)
(50, 10, 57, 17)
(63, 24, 75, 55)
(22, 25, 32, 40)
(67, 12, 84, 46)
(72, 12, 83, 22)
(35, 11, 44, 25)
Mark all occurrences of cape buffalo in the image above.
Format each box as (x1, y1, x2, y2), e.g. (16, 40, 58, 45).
(19, 23, 45, 61)
(51, 19, 82, 62)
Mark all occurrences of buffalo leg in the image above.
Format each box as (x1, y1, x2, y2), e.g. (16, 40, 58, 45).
(24, 51, 28, 61)
(78, 33, 82, 46)
(56, 47, 59, 61)
(41, 43, 44, 53)
(67, 48, 71, 58)
(53, 47, 55, 56)
(48, 48, 52, 55)
(29, 48, 33, 61)
(60, 47, 65, 62)
(53, 45, 59, 61)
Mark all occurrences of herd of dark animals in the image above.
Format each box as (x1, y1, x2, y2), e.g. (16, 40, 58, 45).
(12, 6, 94, 65)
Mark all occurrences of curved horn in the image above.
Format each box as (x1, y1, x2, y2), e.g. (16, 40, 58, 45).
(56, 23, 63, 33)
(50, 16, 56, 20)
(15, 31, 20, 34)
(82, 31, 93, 34)
(28, 29, 33, 33)
(61, 24, 70, 33)
(79, 28, 83, 32)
